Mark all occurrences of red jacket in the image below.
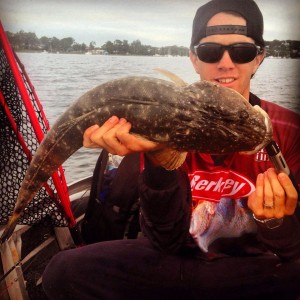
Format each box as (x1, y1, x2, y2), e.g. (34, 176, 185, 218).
(139, 94, 300, 260)
(184, 95, 300, 204)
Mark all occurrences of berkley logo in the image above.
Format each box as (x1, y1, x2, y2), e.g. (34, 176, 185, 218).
(189, 170, 255, 202)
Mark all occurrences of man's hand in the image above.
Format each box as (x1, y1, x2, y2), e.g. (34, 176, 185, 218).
(83, 116, 162, 156)
(248, 168, 298, 220)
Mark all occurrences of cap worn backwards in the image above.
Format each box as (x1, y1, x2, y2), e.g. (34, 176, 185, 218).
(190, 0, 265, 49)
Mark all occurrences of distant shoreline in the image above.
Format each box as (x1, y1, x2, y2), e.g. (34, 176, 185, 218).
(6, 29, 300, 58)
(15, 50, 300, 59)
(15, 49, 189, 57)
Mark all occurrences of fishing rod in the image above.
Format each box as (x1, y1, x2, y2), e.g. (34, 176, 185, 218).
(265, 140, 299, 194)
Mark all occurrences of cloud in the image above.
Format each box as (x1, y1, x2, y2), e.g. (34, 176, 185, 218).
(257, 0, 300, 40)
(0, 0, 299, 47)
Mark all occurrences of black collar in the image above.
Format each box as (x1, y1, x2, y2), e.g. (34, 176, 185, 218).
(249, 93, 261, 107)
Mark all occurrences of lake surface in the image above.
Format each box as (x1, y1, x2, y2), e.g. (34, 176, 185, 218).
(17, 53, 300, 184)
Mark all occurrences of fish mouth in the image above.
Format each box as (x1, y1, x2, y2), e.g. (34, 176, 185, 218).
(239, 105, 273, 155)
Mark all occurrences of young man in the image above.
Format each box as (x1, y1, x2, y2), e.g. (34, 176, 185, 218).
(43, 0, 300, 299)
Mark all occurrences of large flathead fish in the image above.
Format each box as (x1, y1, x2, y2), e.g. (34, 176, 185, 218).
(0, 73, 272, 242)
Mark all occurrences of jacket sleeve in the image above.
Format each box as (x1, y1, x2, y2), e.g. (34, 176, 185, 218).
(138, 157, 192, 253)
(255, 205, 300, 261)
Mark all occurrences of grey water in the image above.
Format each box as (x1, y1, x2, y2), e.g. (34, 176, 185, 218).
(18, 52, 300, 184)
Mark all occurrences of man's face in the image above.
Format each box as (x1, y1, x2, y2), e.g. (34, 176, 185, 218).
(190, 12, 265, 100)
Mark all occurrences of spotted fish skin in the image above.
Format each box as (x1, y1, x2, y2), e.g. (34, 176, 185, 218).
(0, 76, 272, 243)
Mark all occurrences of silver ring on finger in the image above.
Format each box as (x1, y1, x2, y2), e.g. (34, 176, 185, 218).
(264, 203, 274, 209)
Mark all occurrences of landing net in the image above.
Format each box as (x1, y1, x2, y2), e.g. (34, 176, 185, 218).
(0, 23, 74, 227)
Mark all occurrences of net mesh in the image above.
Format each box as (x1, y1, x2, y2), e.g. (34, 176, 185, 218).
(0, 45, 67, 227)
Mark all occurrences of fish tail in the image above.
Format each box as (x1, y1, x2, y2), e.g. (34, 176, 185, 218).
(0, 215, 18, 244)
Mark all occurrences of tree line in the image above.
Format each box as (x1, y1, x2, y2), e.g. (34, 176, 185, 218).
(101, 40, 188, 56)
(5, 30, 189, 56)
(265, 40, 300, 58)
(5, 30, 300, 58)
(6, 31, 90, 53)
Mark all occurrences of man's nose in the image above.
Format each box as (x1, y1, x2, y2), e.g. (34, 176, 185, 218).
(217, 50, 235, 68)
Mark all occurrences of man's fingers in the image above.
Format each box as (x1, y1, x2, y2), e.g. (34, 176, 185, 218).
(83, 124, 100, 148)
(83, 117, 163, 155)
(248, 173, 264, 214)
(84, 124, 100, 136)
(278, 172, 298, 215)
(263, 170, 274, 211)
(265, 168, 285, 218)
(116, 122, 161, 152)
(249, 168, 298, 220)
(100, 119, 131, 155)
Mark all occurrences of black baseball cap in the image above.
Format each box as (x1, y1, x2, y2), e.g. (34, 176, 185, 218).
(190, 0, 265, 49)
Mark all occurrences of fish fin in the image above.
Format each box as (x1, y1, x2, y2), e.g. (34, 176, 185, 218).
(57, 111, 96, 134)
(153, 68, 187, 87)
(190, 201, 216, 236)
(148, 148, 187, 170)
(217, 198, 235, 222)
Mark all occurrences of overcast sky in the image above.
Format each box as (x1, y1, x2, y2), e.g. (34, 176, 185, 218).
(0, 0, 299, 48)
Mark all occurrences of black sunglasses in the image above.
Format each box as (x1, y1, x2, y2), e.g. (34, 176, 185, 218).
(194, 42, 263, 64)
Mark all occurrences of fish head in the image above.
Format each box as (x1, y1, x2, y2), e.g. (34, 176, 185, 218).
(239, 105, 273, 154)
(179, 80, 273, 154)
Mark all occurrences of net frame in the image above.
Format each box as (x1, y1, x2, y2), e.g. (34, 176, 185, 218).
(0, 21, 76, 228)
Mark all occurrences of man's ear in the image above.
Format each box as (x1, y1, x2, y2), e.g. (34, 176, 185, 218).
(189, 50, 201, 74)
